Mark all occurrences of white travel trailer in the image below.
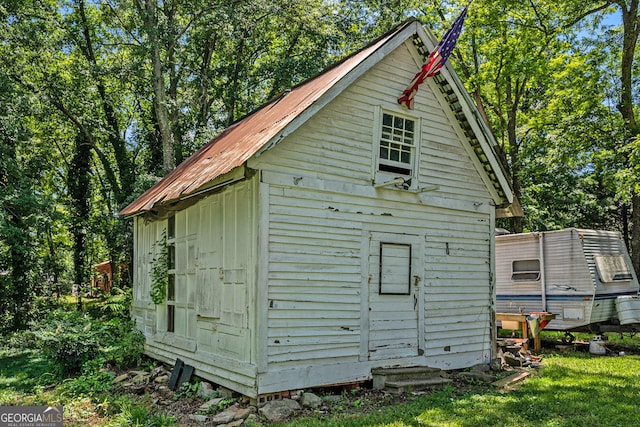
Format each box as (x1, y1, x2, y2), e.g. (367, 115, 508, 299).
(495, 228, 640, 338)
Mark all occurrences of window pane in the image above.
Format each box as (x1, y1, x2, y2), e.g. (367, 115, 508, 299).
(405, 120, 414, 132)
(595, 255, 633, 283)
(404, 131, 414, 144)
(167, 215, 175, 239)
(390, 145, 400, 161)
(167, 274, 175, 301)
(168, 244, 176, 270)
(167, 305, 175, 333)
(512, 259, 540, 281)
(378, 112, 416, 176)
(401, 151, 411, 164)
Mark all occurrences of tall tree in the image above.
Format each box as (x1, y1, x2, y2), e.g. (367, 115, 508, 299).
(0, 75, 45, 331)
(614, 0, 640, 271)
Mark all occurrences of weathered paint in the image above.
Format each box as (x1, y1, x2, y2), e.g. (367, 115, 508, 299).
(129, 19, 511, 397)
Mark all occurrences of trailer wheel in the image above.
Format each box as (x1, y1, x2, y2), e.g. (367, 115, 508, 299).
(562, 332, 575, 344)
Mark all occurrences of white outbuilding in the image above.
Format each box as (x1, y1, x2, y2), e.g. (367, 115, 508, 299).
(120, 18, 518, 399)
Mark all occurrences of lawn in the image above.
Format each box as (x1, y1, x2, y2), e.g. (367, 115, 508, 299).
(0, 347, 57, 402)
(274, 353, 640, 427)
(1, 340, 640, 426)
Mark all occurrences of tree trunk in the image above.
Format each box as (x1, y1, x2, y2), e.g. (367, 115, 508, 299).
(622, 202, 630, 253)
(505, 76, 524, 233)
(139, 0, 175, 175)
(77, 0, 135, 204)
(632, 196, 640, 274)
(616, 1, 640, 273)
(153, 35, 176, 175)
(68, 132, 92, 297)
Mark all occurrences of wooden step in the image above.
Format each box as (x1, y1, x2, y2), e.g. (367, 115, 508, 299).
(384, 377, 453, 395)
(372, 366, 443, 390)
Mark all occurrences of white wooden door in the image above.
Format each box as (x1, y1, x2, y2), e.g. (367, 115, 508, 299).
(368, 232, 422, 360)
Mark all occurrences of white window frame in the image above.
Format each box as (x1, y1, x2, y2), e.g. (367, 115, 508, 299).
(373, 106, 420, 188)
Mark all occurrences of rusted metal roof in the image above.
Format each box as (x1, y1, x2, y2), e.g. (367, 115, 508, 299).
(121, 18, 517, 217)
(120, 22, 412, 217)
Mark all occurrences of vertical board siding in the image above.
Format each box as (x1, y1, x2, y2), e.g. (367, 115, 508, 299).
(134, 176, 259, 394)
(133, 218, 163, 337)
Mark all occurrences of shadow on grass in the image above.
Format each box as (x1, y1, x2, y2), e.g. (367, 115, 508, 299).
(276, 354, 640, 427)
(416, 354, 640, 427)
(0, 348, 58, 393)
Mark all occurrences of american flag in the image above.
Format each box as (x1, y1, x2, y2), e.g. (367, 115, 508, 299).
(398, 7, 468, 109)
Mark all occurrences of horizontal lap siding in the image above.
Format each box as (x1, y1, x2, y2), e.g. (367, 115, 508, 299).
(423, 211, 492, 364)
(363, 55, 488, 199)
(267, 187, 363, 363)
(256, 43, 494, 371)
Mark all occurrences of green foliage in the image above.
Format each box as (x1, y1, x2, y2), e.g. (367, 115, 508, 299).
(57, 370, 114, 398)
(105, 401, 175, 427)
(28, 308, 144, 376)
(86, 287, 133, 321)
(101, 318, 146, 369)
(0, 0, 637, 342)
(149, 230, 168, 305)
(30, 310, 101, 376)
(0, 348, 58, 395)
(0, 75, 51, 333)
(272, 354, 640, 427)
(175, 378, 202, 399)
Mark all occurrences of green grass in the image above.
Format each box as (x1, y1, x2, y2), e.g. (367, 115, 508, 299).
(275, 353, 640, 426)
(3, 339, 640, 426)
(0, 347, 57, 402)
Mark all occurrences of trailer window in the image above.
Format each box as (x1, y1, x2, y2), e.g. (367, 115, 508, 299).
(594, 255, 633, 283)
(511, 259, 540, 281)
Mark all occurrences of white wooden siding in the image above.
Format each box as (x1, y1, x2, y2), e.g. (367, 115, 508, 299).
(133, 176, 259, 395)
(249, 40, 494, 384)
(132, 218, 163, 337)
(134, 34, 500, 396)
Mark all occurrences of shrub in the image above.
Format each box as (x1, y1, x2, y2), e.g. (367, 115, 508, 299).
(58, 371, 114, 398)
(105, 401, 175, 427)
(101, 318, 145, 368)
(85, 288, 133, 321)
(31, 310, 102, 375)
(30, 308, 145, 375)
